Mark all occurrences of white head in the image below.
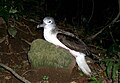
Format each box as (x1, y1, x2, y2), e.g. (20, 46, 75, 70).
(37, 17, 56, 29)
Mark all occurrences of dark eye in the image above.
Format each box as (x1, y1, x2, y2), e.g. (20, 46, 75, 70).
(48, 20, 52, 23)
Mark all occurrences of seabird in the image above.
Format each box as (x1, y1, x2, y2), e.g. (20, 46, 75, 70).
(37, 17, 92, 76)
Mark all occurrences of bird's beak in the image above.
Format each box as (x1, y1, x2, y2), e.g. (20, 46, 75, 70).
(37, 23, 46, 28)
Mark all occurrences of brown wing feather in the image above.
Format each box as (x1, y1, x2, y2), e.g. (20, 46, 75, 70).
(57, 31, 90, 55)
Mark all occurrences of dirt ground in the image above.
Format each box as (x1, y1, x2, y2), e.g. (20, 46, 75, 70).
(0, 17, 108, 83)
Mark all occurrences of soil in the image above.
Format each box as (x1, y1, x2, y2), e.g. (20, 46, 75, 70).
(0, 17, 104, 83)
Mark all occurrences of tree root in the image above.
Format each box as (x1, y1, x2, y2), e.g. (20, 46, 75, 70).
(0, 63, 31, 83)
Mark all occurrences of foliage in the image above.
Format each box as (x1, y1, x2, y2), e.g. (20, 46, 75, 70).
(8, 26, 17, 37)
(89, 76, 102, 83)
(42, 76, 49, 83)
(100, 59, 120, 82)
(39, 75, 49, 83)
(89, 43, 120, 82)
(0, 0, 23, 23)
(100, 43, 120, 82)
(0, 0, 23, 37)
(107, 43, 120, 58)
(0, 6, 9, 24)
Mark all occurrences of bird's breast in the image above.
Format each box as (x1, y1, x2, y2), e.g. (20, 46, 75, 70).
(43, 29, 69, 50)
(44, 29, 56, 43)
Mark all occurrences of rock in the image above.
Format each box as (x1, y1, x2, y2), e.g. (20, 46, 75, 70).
(28, 39, 75, 82)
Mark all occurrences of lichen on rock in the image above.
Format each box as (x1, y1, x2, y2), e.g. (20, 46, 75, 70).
(28, 39, 74, 69)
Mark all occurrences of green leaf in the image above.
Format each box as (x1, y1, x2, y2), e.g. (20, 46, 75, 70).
(9, 7, 18, 14)
(89, 76, 103, 83)
(0, 7, 10, 24)
(108, 44, 120, 53)
(119, 73, 120, 83)
(106, 61, 113, 77)
(112, 64, 119, 80)
(8, 26, 17, 37)
(90, 76, 97, 81)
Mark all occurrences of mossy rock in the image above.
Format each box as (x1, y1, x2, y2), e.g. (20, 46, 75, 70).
(28, 39, 74, 69)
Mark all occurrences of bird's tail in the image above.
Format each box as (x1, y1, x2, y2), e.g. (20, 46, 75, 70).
(76, 54, 91, 76)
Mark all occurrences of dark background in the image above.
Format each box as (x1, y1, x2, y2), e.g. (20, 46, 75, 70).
(23, 0, 118, 25)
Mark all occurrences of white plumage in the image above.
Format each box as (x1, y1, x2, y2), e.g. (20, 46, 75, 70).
(37, 17, 92, 76)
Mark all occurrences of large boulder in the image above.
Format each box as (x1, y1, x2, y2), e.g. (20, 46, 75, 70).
(28, 39, 75, 82)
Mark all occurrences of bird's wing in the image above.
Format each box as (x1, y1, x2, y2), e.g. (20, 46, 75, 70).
(57, 29, 90, 55)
